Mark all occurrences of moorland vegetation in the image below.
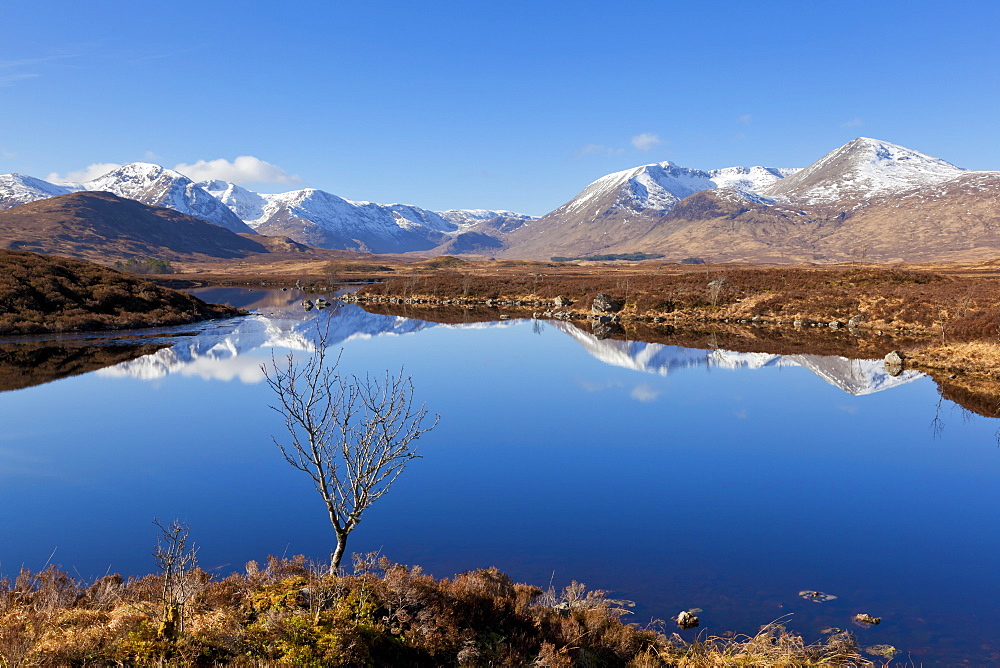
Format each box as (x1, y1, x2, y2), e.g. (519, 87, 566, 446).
(0, 249, 241, 335)
(0, 554, 874, 667)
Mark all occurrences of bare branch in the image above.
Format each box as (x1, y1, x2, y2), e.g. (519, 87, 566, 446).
(262, 323, 439, 573)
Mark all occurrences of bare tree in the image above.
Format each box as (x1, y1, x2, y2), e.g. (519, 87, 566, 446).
(152, 518, 202, 639)
(263, 335, 438, 574)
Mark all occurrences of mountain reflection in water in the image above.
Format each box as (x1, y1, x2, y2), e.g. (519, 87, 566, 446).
(91, 301, 922, 400)
(0, 338, 171, 392)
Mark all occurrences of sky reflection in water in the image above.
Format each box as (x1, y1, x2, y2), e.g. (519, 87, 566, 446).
(0, 290, 997, 661)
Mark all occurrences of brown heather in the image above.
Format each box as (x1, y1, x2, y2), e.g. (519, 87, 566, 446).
(0, 556, 871, 667)
(0, 249, 242, 335)
(357, 263, 1000, 337)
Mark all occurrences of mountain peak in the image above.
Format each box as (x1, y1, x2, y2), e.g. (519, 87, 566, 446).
(76, 163, 254, 234)
(764, 137, 964, 204)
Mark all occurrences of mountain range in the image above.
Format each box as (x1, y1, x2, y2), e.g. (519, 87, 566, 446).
(3, 137, 999, 263)
(0, 163, 534, 255)
(493, 137, 1000, 262)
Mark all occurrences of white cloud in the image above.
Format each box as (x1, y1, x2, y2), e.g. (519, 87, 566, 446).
(630, 132, 662, 151)
(841, 118, 864, 128)
(630, 383, 660, 403)
(1, 149, 16, 159)
(738, 114, 752, 125)
(173, 156, 300, 185)
(46, 162, 122, 184)
(143, 150, 162, 161)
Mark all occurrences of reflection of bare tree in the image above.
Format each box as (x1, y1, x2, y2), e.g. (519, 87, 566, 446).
(930, 395, 946, 438)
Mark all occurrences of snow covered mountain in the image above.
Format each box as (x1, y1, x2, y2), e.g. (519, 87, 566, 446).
(201, 181, 455, 253)
(0, 165, 535, 254)
(0, 174, 73, 209)
(72, 163, 255, 234)
(198, 179, 536, 253)
(498, 137, 1000, 262)
(763, 137, 966, 205)
(4, 136, 993, 262)
(436, 209, 537, 230)
(496, 161, 797, 259)
(560, 162, 796, 218)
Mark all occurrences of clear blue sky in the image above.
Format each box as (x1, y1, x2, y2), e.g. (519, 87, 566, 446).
(2, 1, 998, 215)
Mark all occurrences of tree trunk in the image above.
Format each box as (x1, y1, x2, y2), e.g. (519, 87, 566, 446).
(330, 531, 348, 574)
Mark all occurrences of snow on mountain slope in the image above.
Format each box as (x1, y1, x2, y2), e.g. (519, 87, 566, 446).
(709, 166, 800, 199)
(199, 179, 268, 222)
(79, 163, 255, 234)
(244, 187, 456, 252)
(763, 137, 966, 204)
(0, 174, 73, 209)
(437, 209, 537, 229)
(563, 162, 796, 216)
(201, 179, 536, 253)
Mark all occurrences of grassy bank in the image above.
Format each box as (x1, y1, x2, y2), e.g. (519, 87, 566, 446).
(0, 556, 874, 667)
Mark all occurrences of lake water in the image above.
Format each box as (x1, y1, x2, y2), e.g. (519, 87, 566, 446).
(1, 288, 998, 663)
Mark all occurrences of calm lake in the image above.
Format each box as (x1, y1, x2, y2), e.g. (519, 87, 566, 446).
(1, 288, 998, 663)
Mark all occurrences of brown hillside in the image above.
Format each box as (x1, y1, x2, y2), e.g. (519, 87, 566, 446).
(0, 191, 268, 263)
(498, 187, 665, 260)
(0, 249, 242, 334)
(596, 174, 1000, 264)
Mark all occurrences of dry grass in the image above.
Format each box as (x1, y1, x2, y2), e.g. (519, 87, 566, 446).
(352, 263, 1000, 337)
(652, 620, 869, 667)
(0, 557, 873, 667)
(908, 341, 1000, 374)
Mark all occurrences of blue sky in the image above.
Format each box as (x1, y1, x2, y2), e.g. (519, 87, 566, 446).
(2, 1, 998, 215)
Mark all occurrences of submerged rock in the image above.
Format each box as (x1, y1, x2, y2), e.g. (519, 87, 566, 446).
(675, 610, 700, 630)
(854, 613, 881, 625)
